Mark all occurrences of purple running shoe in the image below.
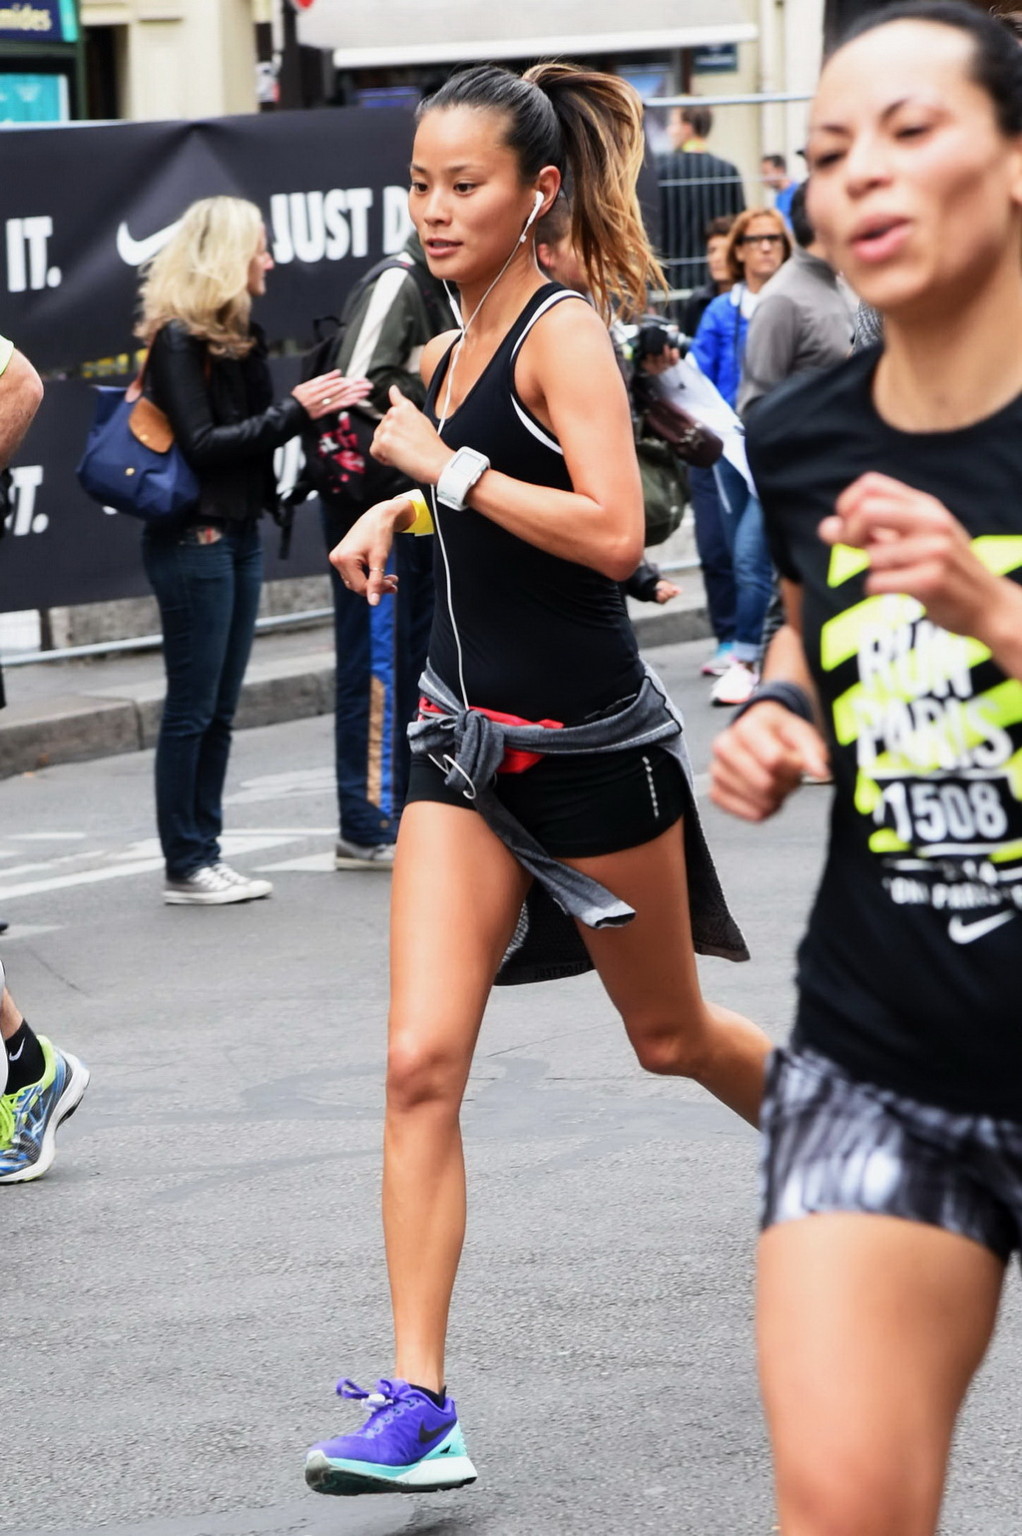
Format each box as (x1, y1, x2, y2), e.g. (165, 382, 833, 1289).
(305, 1378, 477, 1496)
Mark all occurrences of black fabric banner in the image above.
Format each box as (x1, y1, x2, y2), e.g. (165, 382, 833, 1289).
(0, 358, 330, 611)
(0, 106, 421, 610)
(1, 106, 417, 371)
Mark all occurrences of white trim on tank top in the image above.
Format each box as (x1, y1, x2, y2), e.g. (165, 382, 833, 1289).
(507, 288, 587, 456)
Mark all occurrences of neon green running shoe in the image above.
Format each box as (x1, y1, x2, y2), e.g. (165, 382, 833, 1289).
(0, 1036, 90, 1184)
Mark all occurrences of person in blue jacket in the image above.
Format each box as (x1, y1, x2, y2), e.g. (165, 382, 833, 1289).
(691, 207, 791, 705)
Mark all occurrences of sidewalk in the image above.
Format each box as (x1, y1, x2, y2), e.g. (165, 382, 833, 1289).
(0, 582, 711, 780)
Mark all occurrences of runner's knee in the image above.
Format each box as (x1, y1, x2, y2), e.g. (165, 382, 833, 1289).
(626, 1014, 710, 1077)
(778, 1453, 938, 1536)
(386, 1029, 469, 1113)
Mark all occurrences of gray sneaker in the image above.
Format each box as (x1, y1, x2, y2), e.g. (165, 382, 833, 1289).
(164, 864, 272, 905)
(213, 862, 273, 899)
(334, 838, 396, 871)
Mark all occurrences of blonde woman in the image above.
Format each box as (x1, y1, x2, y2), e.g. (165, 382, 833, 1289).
(138, 196, 369, 905)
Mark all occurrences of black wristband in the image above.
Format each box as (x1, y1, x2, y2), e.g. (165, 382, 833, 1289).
(730, 681, 814, 725)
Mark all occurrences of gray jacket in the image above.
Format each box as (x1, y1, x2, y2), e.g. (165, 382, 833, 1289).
(738, 246, 856, 416)
(409, 663, 749, 986)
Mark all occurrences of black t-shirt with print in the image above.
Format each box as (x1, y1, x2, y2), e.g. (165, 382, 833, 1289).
(747, 346, 1022, 1117)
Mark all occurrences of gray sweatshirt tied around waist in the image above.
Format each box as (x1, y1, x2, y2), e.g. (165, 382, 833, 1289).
(409, 663, 749, 986)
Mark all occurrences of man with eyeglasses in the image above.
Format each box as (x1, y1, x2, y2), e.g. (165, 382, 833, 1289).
(738, 184, 856, 416)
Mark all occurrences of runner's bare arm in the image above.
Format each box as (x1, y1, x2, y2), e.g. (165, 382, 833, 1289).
(0, 350, 43, 467)
(711, 582, 831, 823)
(375, 302, 643, 581)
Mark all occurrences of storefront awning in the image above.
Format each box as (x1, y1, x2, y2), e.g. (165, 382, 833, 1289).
(296, 0, 757, 69)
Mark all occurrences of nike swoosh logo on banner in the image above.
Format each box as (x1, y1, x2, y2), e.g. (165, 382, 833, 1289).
(116, 219, 183, 266)
(948, 911, 1015, 945)
(417, 1415, 458, 1447)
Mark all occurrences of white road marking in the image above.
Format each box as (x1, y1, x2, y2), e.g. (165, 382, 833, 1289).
(0, 856, 167, 900)
(9, 832, 88, 841)
(0, 831, 330, 902)
(224, 768, 335, 806)
(255, 852, 336, 873)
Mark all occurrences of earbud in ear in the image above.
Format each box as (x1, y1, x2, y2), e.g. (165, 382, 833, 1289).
(519, 191, 545, 244)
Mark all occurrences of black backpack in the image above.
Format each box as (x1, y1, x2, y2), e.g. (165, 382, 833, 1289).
(294, 253, 450, 514)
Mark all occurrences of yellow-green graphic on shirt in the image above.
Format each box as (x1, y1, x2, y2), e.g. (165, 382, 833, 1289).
(821, 538, 1022, 929)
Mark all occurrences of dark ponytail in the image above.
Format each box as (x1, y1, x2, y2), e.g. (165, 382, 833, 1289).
(418, 62, 664, 320)
(838, 1, 1022, 136)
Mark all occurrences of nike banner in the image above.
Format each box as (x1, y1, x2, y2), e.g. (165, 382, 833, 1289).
(0, 106, 416, 371)
(0, 357, 331, 611)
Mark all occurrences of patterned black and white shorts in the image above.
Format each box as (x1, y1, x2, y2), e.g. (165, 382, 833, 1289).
(760, 1046, 1022, 1262)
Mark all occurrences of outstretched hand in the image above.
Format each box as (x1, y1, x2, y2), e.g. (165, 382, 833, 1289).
(711, 703, 830, 822)
(329, 495, 416, 607)
(292, 371, 372, 421)
(370, 386, 451, 485)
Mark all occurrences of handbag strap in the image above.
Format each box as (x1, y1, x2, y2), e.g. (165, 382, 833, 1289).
(128, 327, 212, 404)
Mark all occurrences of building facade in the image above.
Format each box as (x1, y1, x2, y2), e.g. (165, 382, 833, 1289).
(79, 0, 262, 120)
(67, 0, 825, 161)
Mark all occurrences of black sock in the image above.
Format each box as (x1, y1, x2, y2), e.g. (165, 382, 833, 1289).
(410, 1383, 447, 1409)
(4, 1020, 45, 1095)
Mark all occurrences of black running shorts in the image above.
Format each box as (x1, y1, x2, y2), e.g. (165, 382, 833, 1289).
(760, 1045, 1022, 1262)
(405, 743, 685, 859)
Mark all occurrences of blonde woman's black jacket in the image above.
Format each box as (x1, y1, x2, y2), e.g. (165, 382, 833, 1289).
(147, 320, 306, 527)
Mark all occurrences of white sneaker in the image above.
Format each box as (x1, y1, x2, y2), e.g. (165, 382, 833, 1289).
(334, 838, 396, 871)
(700, 642, 735, 677)
(213, 862, 273, 899)
(710, 659, 760, 707)
(164, 864, 271, 905)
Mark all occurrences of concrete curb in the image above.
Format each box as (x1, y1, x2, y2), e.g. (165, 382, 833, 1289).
(0, 601, 711, 778)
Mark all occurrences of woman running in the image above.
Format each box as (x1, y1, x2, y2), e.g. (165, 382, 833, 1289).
(304, 62, 770, 1496)
(711, 5, 1022, 1532)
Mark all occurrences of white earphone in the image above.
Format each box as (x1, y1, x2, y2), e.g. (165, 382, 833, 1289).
(519, 190, 545, 244)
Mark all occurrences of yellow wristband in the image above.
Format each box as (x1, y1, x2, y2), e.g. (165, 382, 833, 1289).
(404, 488, 434, 536)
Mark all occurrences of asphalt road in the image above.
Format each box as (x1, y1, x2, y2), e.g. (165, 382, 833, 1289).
(4, 638, 1020, 1536)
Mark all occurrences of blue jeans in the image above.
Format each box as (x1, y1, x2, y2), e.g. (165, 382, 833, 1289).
(321, 503, 434, 846)
(142, 522, 263, 880)
(689, 465, 736, 646)
(713, 458, 773, 664)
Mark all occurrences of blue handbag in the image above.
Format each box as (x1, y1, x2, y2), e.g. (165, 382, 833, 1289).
(76, 364, 200, 522)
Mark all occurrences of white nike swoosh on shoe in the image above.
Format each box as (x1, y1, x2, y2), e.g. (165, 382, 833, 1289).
(947, 911, 1015, 945)
(7, 1040, 23, 1061)
(116, 219, 182, 266)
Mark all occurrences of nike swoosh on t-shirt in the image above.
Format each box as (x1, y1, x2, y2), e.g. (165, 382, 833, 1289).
(116, 220, 182, 267)
(947, 911, 1015, 945)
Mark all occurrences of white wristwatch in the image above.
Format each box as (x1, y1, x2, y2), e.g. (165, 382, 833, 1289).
(436, 446, 490, 511)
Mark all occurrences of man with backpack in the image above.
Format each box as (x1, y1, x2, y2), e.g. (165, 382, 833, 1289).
(310, 231, 452, 868)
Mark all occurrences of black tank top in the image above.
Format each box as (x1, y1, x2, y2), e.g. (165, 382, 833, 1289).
(423, 283, 643, 722)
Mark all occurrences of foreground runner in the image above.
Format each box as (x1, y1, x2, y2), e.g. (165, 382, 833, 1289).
(305, 61, 768, 1495)
(712, 5, 1022, 1532)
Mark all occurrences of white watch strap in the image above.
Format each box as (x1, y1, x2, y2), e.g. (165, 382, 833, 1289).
(436, 446, 490, 510)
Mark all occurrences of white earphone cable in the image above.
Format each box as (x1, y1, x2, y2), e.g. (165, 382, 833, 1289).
(429, 192, 545, 711)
